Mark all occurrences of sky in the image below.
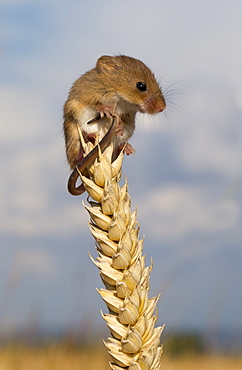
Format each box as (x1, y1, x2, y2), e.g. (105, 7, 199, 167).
(0, 0, 242, 346)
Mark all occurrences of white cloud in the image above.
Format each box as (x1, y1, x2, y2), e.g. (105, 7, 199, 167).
(0, 137, 88, 237)
(137, 185, 241, 241)
(0, 87, 52, 142)
(169, 82, 242, 178)
(0, 91, 87, 238)
(1, 202, 87, 238)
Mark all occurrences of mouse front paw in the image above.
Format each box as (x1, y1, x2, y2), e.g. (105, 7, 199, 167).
(118, 142, 135, 155)
(96, 104, 116, 119)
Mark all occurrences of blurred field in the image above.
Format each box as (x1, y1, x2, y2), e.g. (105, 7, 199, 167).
(162, 354, 242, 370)
(0, 344, 241, 370)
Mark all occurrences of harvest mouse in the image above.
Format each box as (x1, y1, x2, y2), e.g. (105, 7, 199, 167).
(63, 55, 166, 195)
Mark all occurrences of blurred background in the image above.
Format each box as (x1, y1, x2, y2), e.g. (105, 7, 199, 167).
(1, 0, 242, 367)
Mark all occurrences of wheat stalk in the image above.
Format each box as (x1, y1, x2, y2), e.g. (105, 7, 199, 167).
(78, 128, 164, 370)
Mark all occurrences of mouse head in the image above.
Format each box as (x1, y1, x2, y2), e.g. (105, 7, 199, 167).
(96, 55, 166, 115)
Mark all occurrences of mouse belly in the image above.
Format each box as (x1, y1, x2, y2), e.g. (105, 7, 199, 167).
(79, 105, 131, 141)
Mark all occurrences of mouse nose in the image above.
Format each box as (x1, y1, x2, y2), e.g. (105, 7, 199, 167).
(154, 100, 166, 113)
(142, 96, 166, 114)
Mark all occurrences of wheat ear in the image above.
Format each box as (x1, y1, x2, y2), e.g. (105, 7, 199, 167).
(78, 129, 164, 370)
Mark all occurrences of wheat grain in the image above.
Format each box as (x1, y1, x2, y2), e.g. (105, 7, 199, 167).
(80, 129, 164, 370)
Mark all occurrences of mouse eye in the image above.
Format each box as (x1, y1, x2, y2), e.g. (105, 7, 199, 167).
(136, 81, 147, 92)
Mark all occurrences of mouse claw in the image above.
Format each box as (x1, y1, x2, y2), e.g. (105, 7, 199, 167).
(97, 105, 115, 119)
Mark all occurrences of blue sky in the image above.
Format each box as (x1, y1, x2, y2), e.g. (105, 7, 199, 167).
(1, 0, 242, 342)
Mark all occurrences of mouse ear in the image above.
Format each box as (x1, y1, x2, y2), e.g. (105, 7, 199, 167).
(96, 56, 117, 73)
